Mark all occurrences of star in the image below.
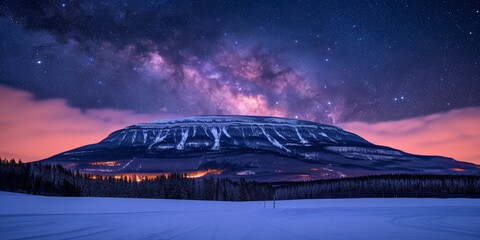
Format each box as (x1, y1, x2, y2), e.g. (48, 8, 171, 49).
(0, 0, 478, 126)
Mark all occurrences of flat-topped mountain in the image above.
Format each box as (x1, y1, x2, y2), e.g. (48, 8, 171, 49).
(40, 115, 478, 181)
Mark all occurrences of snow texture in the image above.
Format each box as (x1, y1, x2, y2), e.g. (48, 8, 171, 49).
(120, 115, 359, 150)
(1, 192, 479, 240)
(42, 115, 480, 181)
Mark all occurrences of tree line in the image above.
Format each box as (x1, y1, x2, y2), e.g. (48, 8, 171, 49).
(274, 174, 480, 199)
(1, 158, 479, 200)
(0, 158, 271, 201)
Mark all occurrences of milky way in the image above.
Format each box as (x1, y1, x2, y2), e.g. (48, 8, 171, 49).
(0, 0, 479, 124)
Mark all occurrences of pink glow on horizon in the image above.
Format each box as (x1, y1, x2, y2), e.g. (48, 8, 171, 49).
(340, 107, 480, 164)
(0, 85, 175, 162)
(0, 85, 479, 165)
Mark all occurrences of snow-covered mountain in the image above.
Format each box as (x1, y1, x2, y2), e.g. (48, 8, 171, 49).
(40, 115, 478, 181)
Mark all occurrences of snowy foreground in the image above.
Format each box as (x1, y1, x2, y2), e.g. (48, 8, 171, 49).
(1, 192, 479, 240)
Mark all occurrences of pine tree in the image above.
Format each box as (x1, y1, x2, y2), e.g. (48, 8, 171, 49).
(239, 178, 249, 201)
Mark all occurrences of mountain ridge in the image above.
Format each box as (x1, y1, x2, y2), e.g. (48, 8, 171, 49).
(40, 115, 478, 181)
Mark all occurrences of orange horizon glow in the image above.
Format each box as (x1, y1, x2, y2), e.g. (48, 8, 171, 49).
(87, 169, 224, 182)
(0, 85, 479, 165)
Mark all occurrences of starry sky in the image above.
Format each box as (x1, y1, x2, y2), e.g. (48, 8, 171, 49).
(0, 0, 479, 163)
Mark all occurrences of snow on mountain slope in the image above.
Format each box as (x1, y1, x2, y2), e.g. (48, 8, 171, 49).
(40, 115, 479, 181)
(106, 115, 369, 151)
(1, 192, 480, 240)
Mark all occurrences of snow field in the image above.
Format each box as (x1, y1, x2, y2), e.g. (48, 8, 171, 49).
(0, 192, 479, 240)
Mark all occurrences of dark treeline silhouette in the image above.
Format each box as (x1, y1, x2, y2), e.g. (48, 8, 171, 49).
(274, 174, 480, 199)
(0, 159, 272, 201)
(1, 158, 479, 200)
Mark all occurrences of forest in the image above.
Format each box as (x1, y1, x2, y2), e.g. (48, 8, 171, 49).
(1, 158, 479, 201)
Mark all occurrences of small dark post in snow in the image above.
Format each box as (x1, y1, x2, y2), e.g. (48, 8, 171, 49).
(273, 194, 276, 209)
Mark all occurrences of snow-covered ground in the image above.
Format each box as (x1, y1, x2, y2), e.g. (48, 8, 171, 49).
(0, 192, 479, 240)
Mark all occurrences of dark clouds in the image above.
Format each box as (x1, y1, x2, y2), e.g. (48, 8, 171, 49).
(0, 0, 479, 123)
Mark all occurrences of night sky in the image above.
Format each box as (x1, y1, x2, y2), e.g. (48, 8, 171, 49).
(0, 0, 479, 163)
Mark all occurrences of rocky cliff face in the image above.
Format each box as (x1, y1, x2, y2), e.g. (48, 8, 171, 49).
(40, 116, 478, 181)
